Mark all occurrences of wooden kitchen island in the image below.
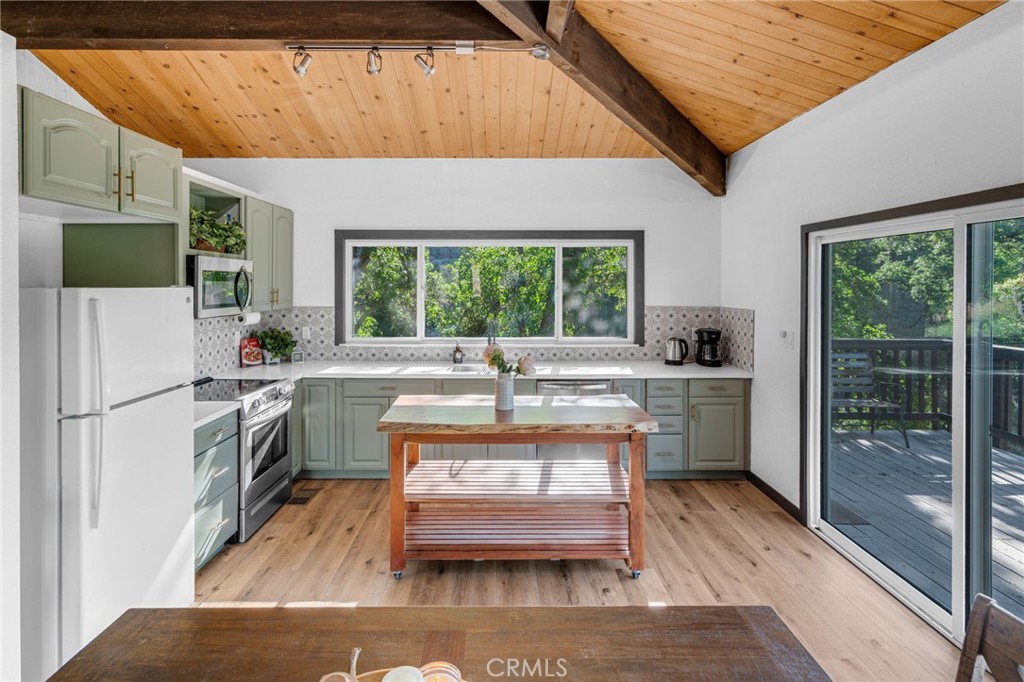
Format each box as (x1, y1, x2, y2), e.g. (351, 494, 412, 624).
(377, 394, 658, 579)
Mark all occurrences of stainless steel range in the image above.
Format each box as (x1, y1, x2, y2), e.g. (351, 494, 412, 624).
(194, 377, 295, 541)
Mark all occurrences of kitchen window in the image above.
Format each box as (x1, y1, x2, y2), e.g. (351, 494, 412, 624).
(335, 230, 644, 345)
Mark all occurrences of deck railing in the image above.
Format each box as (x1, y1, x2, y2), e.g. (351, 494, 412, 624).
(831, 338, 1023, 450)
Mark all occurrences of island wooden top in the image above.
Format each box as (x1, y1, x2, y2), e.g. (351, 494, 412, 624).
(377, 394, 658, 434)
(50, 606, 830, 681)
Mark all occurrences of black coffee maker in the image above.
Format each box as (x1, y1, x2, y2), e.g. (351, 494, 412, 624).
(695, 328, 723, 367)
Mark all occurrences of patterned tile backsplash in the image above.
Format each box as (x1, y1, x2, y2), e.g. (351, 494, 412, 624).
(194, 305, 755, 379)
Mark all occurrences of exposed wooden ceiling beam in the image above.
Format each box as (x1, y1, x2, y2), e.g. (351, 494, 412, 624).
(0, 1, 523, 50)
(545, 1, 575, 44)
(479, 1, 726, 196)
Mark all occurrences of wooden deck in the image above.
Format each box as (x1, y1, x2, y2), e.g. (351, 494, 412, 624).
(828, 429, 1024, 616)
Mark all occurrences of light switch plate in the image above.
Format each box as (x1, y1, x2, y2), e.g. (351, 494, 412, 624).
(780, 329, 795, 350)
(301, 326, 312, 340)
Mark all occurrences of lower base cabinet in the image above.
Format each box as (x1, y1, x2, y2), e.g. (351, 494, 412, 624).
(688, 397, 746, 470)
(300, 379, 337, 471)
(193, 412, 239, 571)
(194, 484, 239, 571)
(341, 397, 390, 470)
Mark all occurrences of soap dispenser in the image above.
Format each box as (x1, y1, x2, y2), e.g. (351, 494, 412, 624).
(452, 340, 464, 364)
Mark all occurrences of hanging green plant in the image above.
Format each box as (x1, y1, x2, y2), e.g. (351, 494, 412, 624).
(189, 206, 247, 255)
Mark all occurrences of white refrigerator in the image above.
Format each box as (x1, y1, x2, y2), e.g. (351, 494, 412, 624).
(20, 288, 196, 681)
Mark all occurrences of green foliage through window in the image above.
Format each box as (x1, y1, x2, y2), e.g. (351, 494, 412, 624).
(349, 242, 631, 340)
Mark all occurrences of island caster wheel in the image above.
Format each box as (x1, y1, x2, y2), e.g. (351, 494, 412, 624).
(393, 571, 403, 581)
(631, 570, 642, 579)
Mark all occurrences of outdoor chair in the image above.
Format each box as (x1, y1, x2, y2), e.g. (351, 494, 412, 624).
(955, 593, 1024, 681)
(830, 351, 910, 448)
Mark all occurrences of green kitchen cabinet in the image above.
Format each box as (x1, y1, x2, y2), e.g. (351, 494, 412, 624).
(21, 88, 183, 221)
(612, 379, 645, 409)
(246, 197, 274, 311)
(246, 199, 294, 312)
(272, 206, 294, 308)
(340, 397, 390, 471)
(301, 379, 338, 471)
(688, 380, 747, 471)
(119, 128, 183, 221)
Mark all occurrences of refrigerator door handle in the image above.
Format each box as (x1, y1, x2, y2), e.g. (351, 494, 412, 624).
(90, 298, 110, 415)
(90, 416, 105, 529)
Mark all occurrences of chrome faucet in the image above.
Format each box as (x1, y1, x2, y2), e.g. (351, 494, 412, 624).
(486, 319, 496, 346)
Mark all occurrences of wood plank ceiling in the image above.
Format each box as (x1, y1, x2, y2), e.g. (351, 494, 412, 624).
(30, 1, 1002, 160)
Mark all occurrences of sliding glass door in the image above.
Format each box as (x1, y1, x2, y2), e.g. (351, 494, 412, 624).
(807, 197, 1024, 637)
(968, 216, 1024, 621)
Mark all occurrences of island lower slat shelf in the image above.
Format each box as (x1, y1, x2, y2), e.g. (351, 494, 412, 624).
(404, 460, 629, 504)
(406, 506, 629, 559)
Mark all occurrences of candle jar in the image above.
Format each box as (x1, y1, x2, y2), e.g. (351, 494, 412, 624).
(419, 661, 461, 682)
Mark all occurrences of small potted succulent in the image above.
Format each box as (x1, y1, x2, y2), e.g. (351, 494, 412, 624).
(255, 328, 297, 365)
(189, 207, 247, 255)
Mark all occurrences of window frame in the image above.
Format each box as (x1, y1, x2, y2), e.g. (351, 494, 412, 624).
(335, 229, 645, 346)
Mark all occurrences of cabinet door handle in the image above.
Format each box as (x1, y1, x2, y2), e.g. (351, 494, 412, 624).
(126, 169, 136, 201)
(113, 168, 122, 197)
(690, 405, 698, 422)
(212, 427, 229, 438)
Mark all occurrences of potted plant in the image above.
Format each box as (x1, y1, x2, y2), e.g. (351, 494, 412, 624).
(256, 328, 296, 365)
(189, 206, 247, 255)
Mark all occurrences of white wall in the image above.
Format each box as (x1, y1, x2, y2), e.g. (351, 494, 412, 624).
(720, 2, 1024, 505)
(186, 158, 722, 307)
(17, 50, 103, 116)
(1, 30, 22, 682)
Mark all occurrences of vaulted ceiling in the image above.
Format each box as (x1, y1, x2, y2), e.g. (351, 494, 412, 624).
(5, 0, 1005, 195)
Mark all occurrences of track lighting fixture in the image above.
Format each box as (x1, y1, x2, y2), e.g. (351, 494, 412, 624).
(414, 48, 435, 77)
(285, 42, 551, 79)
(292, 48, 312, 77)
(366, 47, 382, 76)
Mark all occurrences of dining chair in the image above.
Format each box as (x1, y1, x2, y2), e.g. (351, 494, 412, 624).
(955, 594, 1024, 681)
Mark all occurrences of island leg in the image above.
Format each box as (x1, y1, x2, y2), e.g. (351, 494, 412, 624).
(606, 442, 621, 510)
(628, 433, 646, 577)
(389, 433, 407, 578)
(407, 442, 421, 512)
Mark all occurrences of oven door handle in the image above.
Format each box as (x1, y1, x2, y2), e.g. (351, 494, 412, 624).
(243, 399, 292, 429)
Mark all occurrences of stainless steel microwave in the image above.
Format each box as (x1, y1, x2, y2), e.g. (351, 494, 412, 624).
(186, 255, 253, 319)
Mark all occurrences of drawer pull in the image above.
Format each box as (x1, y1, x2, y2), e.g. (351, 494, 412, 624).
(655, 386, 673, 391)
(709, 386, 727, 392)
(655, 404, 673, 410)
(211, 427, 229, 438)
(211, 466, 231, 478)
(655, 451, 675, 457)
(212, 518, 230, 531)
(378, 386, 397, 392)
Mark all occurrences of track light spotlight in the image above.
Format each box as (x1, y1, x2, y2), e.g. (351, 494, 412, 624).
(292, 48, 312, 77)
(531, 44, 550, 60)
(414, 47, 435, 77)
(366, 47, 382, 75)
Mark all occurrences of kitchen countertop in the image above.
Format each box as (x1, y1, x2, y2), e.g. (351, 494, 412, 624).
(193, 401, 239, 429)
(213, 360, 753, 381)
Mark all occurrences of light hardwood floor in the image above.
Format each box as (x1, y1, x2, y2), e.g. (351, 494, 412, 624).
(195, 479, 960, 682)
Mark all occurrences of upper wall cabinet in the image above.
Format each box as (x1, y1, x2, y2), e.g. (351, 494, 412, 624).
(246, 197, 293, 311)
(20, 88, 183, 222)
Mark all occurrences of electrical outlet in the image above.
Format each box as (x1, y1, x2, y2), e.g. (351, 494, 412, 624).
(233, 331, 241, 345)
(302, 326, 312, 340)
(780, 329, 795, 350)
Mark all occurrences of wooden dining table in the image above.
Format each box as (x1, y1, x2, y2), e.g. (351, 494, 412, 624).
(49, 606, 831, 681)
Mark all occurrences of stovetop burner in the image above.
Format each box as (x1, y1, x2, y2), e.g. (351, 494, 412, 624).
(193, 377, 295, 420)
(193, 378, 281, 402)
